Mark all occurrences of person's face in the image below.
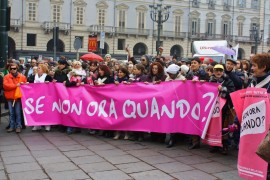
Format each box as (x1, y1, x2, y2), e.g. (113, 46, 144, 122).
(49, 69, 55, 76)
(133, 66, 141, 75)
(225, 60, 235, 71)
(105, 56, 111, 62)
(73, 62, 81, 69)
(114, 63, 119, 70)
(141, 57, 147, 65)
(31, 60, 37, 67)
(213, 68, 224, 78)
(206, 69, 212, 77)
(236, 60, 241, 69)
(33, 67, 38, 74)
(118, 70, 126, 78)
(58, 64, 66, 70)
(243, 64, 247, 71)
(168, 73, 176, 79)
(98, 68, 105, 76)
(190, 61, 200, 71)
(251, 62, 266, 77)
(37, 66, 44, 74)
(89, 64, 97, 72)
(9, 66, 17, 74)
(152, 65, 159, 75)
(128, 65, 133, 73)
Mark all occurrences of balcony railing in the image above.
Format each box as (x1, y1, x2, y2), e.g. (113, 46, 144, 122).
(115, 27, 150, 36)
(41, 21, 71, 35)
(10, 18, 22, 32)
(89, 25, 150, 36)
(153, 30, 187, 39)
(89, 25, 115, 35)
(235, 36, 254, 42)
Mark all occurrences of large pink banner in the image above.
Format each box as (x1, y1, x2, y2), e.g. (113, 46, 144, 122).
(21, 81, 219, 138)
(202, 97, 226, 147)
(231, 88, 270, 180)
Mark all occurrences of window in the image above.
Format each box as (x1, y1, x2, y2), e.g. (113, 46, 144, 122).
(191, 20, 197, 35)
(76, 7, 84, 25)
(118, 10, 125, 28)
(207, 22, 213, 36)
(238, 0, 246, 8)
(53, 5, 61, 22)
(138, 12, 145, 29)
(251, 0, 259, 9)
(175, 15, 181, 34)
(75, 36, 83, 48)
(27, 34, 36, 46)
(28, 2, 36, 21)
(238, 22, 243, 36)
(117, 39, 125, 50)
(223, 23, 228, 35)
(224, 0, 231, 5)
(98, 9, 105, 26)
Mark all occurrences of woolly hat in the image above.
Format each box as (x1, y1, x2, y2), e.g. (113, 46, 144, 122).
(166, 64, 180, 74)
(180, 65, 189, 74)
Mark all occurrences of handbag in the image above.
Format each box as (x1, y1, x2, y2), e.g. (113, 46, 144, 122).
(256, 127, 270, 163)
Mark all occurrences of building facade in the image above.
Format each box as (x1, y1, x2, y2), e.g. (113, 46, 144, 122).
(7, 0, 270, 60)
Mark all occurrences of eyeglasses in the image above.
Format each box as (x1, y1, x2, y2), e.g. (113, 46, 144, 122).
(10, 68, 17, 70)
(141, 59, 146, 61)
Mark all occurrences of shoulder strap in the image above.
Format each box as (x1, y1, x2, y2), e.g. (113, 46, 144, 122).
(255, 75, 270, 88)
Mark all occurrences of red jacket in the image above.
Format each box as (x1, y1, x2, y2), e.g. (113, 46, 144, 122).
(4, 73, 27, 100)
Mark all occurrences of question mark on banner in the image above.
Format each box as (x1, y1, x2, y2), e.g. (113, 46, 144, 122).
(262, 116, 265, 126)
(201, 92, 215, 122)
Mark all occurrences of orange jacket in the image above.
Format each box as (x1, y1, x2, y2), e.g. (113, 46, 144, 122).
(3, 73, 27, 100)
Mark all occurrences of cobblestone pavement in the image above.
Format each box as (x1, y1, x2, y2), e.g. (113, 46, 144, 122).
(0, 110, 243, 180)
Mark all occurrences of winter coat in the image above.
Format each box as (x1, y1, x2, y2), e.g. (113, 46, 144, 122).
(53, 67, 71, 83)
(209, 74, 235, 100)
(249, 71, 270, 93)
(3, 73, 27, 100)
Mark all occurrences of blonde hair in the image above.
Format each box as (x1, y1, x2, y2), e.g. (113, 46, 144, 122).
(72, 60, 82, 67)
(38, 64, 49, 74)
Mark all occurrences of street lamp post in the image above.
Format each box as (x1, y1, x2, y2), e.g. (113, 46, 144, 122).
(250, 28, 263, 54)
(0, 0, 8, 68)
(149, 0, 171, 56)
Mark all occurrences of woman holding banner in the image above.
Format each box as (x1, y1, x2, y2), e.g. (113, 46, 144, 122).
(248, 53, 270, 179)
(3, 63, 27, 133)
(31, 64, 53, 132)
(188, 57, 209, 150)
(142, 62, 167, 142)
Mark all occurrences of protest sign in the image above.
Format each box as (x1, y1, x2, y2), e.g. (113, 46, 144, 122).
(202, 97, 226, 147)
(231, 88, 269, 180)
(21, 81, 219, 138)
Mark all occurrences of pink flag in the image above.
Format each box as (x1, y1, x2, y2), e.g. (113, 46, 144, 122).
(203, 97, 226, 147)
(232, 88, 269, 179)
(20, 81, 219, 137)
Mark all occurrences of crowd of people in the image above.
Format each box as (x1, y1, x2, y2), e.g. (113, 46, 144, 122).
(1, 48, 270, 157)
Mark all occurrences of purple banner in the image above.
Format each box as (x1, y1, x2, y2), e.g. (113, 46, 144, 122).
(21, 81, 219, 138)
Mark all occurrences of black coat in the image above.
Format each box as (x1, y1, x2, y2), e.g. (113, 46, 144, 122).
(53, 67, 71, 83)
(209, 74, 235, 100)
